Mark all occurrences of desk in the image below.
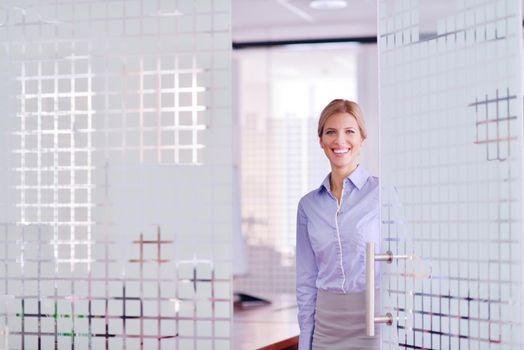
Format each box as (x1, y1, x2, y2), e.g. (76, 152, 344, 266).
(234, 294, 300, 350)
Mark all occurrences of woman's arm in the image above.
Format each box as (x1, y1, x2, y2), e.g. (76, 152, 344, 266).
(296, 202, 319, 350)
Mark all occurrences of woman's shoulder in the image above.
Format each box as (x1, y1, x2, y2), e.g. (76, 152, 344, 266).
(298, 186, 326, 210)
(299, 188, 320, 205)
(366, 175, 379, 188)
(360, 175, 379, 202)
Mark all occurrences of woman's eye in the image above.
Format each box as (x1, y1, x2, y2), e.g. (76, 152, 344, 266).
(325, 130, 334, 135)
(346, 130, 355, 134)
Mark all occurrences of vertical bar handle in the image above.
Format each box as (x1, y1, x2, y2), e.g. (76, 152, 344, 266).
(365, 243, 376, 336)
(366, 242, 408, 336)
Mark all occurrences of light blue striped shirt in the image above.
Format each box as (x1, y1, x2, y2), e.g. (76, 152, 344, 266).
(295, 165, 380, 349)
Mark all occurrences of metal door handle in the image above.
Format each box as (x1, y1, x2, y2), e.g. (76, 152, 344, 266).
(365, 242, 409, 336)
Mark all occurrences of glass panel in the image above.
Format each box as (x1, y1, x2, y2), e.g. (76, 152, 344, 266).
(379, 0, 522, 348)
(0, 1, 232, 349)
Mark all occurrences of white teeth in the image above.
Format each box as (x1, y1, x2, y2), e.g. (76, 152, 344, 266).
(333, 149, 349, 154)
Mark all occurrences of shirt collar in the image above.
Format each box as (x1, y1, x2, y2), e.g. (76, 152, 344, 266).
(320, 165, 370, 192)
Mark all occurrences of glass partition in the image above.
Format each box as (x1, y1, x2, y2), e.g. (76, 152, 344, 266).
(0, 1, 232, 349)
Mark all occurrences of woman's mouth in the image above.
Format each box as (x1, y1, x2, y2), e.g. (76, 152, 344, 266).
(332, 148, 350, 156)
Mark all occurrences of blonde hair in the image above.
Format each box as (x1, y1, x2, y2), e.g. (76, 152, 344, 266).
(317, 99, 367, 139)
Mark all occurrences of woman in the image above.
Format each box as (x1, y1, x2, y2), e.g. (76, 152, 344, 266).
(296, 99, 380, 349)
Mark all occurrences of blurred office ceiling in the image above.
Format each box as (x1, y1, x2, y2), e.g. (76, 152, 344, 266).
(232, 0, 377, 42)
(232, 0, 462, 43)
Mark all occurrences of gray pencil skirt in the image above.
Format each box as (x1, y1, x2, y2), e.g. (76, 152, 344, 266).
(312, 290, 381, 350)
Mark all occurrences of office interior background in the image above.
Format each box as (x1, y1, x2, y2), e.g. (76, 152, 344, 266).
(0, 0, 522, 349)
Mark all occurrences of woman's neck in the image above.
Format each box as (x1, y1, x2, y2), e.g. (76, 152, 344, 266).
(330, 164, 359, 200)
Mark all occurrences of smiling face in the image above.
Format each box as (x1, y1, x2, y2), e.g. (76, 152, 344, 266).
(319, 112, 364, 174)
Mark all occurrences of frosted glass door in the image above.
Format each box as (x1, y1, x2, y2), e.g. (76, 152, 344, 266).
(379, 0, 523, 348)
(0, 1, 232, 349)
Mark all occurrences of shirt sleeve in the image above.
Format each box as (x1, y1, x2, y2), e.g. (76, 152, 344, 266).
(295, 201, 318, 350)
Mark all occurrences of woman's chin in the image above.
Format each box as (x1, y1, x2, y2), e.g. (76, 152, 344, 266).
(330, 162, 356, 171)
